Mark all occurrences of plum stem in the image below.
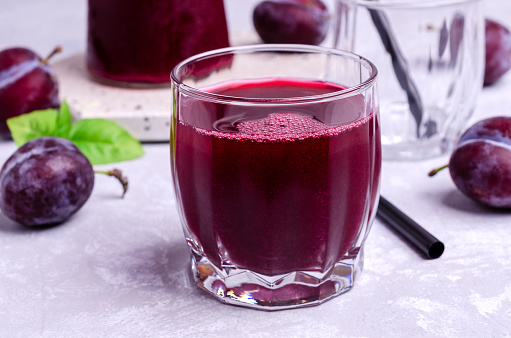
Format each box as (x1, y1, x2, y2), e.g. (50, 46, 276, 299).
(41, 46, 62, 65)
(94, 169, 128, 198)
(428, 164, 448, 177)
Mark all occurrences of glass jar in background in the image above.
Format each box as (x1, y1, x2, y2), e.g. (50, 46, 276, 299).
(87, 0, 230, 85)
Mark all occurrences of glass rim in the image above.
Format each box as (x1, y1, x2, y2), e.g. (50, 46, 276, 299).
(342, 0, 481, 9)
(170, 44, 378, 106)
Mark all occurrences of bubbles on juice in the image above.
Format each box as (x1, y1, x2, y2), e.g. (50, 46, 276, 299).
(191, 112, 371, 142)
(238, 113, 327, 135)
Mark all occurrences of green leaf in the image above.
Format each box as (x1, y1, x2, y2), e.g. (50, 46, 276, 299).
(67, 118, 144, 165)
(7, 99, 144, 164)
(55, 100, 72, 138)
(7, 108, 59, 147)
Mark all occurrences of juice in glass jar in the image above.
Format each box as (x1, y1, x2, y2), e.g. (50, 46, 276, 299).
(87, 0, 230, 84)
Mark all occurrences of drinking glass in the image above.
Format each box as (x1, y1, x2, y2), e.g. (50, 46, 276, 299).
(170, 44, 380, 310)
(334, 0, 484, 160)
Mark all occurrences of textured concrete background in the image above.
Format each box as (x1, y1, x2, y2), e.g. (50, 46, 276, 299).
(1, 0, 511, 336)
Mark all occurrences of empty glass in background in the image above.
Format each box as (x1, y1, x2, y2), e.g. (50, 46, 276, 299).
(334, 0, 484, 160)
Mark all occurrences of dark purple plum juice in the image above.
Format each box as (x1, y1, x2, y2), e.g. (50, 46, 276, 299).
(174, 78, 380, 276)
(87, 0, 229, 83)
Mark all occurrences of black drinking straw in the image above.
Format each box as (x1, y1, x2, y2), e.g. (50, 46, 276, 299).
(367, 6, 426, 137)
(377, 196, 445, 259)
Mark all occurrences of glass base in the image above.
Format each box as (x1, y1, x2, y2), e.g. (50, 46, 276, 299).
(380, 101, 466, 160)
(382, 138, 453, 161)
(190, 251, 364, 311)
(86, 67, 171, 89)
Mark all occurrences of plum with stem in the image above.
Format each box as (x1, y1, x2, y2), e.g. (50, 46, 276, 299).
(429, 116, 511, 208)
(0, 46, 61, 139)
(0, 137, 128, 226)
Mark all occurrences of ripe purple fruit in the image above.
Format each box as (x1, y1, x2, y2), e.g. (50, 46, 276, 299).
(484, 18, 511, 86)
(0, 46, 61, 139)
(430, 117, 511, 208)
(253, 0, 330, 45)
(0, 137, 94, 226)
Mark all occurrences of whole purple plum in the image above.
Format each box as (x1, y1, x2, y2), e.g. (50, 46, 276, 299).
(0, 137, 94, 226)
(253, 0, 330, 45)
(0, 47, 61, 138)
(447, 117, 511, 208)
(484, 18, 511, 86)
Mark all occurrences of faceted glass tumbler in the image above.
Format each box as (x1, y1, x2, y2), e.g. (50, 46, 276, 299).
(170, 44, 381, 310)
(334, 0, 484, 160)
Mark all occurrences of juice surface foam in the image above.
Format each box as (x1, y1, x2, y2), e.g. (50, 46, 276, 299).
(190, 112, 372, 142)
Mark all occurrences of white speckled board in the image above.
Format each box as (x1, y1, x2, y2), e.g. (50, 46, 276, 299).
(53, 53, 172, 142)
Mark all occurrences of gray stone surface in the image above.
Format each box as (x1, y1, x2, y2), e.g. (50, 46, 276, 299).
(1, 0, 511, 336)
